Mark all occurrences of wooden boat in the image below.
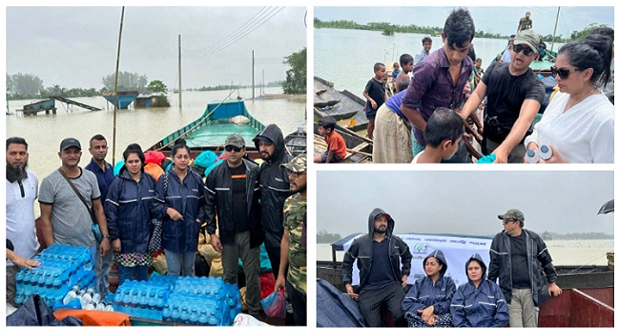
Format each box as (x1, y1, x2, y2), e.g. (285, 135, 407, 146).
(317, 233, 614, 327)
(284, 126, 307, 157)
(102, 90, 139, 109)
(314, 76, 368, 132)
(314, 122, 373, 163)
(146, 98, 265, 159)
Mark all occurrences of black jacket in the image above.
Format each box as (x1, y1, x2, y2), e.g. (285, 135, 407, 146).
(204, 158, 263, 248)
(342, 208, 412, 293)
(487, 229, 557, 306)
(254, 124, 292, 248)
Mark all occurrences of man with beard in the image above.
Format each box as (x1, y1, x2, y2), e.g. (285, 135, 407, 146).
(253, 124, 292, 281)
(39, 138, 110, 277)
(342, 208, 412, 327)
(274, 154, 307, 326)
(85, 134, 115, 297)
(205, 134, 263, 319)
(460, 30, 545, 163)
(6, 137, 41, 307)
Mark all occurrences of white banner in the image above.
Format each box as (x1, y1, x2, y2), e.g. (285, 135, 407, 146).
(343, 233, 492, 287)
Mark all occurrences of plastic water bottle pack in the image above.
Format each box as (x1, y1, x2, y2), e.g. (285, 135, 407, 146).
(112, 279, 170, 320)
(15, 244, 95, 307)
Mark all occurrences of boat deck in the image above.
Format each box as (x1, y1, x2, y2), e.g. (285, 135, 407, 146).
(180, 120, 261, 148)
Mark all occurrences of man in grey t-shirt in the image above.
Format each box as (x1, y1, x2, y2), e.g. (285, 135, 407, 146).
(39, 138, 110, 287)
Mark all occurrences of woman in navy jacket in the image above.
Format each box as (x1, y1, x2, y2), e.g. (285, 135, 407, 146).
(450, 253, 509, 327)
(105, 144, 158, 285)
(154, 140, 205, 276)
(402, 250, 456, 327)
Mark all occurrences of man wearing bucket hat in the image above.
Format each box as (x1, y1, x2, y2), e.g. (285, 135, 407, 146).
(488, 209, 562, 327)
(460, 30, 545, 163)
(274, 154, 307, 325)
(205, 133, 263, 319)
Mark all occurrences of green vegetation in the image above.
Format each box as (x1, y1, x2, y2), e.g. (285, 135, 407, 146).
(317, 229, 342, 244)
(282, 47, 306, 94)
(101, 71, 148, 92)
(146, 80, 168, 94)
(315, 17, 613, 44)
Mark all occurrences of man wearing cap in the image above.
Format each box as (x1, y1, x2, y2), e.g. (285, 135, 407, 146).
(460, 29, 545, 163)
(518, 12, 533, 33)
(84, 134, 114, 297)
(253, 124, 292, 281)
(342, 208, 412, 327)
(39, 138, 110, 274)
(205, 134, 263, 319)
(488, 209, 562, 327)
(274, 154, 307, 326)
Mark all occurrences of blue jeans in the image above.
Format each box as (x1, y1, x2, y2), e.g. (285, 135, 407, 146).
(164, 249, 195, 276)
(118, 264, 148, 285)
(95, 245, 113, 296)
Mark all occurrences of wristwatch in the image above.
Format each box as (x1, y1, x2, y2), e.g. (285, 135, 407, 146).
(103, 234, 111, 239)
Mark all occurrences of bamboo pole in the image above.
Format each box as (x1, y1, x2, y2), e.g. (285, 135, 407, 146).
(112, 6, 125, 165)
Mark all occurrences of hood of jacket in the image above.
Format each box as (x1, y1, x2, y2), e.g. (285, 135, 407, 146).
(367, 208, 394, 237)
(253, 124, 286, 163)
(466, 253, 487, 283)
(424, 249, 448, 278)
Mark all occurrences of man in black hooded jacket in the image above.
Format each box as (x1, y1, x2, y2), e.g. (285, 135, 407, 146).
(253, 124, 292, 280)
(342, 208, 412, 327)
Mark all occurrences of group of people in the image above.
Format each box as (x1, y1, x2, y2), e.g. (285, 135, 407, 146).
(6, 123, 307, 325)
(342, 208, 562, 328)
(364, 8, 614, 164)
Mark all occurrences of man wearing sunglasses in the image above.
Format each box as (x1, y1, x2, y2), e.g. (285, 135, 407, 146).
(488, 209, 562, 327)
(460, 30, 545, 163)
(205, 133, 263, 320)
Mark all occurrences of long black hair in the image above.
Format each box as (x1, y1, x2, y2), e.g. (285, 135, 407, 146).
(559, 34, 613, 87)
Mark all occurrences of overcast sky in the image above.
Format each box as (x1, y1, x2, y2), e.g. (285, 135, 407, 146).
(314, 6, 614, 39)
(317, 171, 614, 237)
(5, 6, 307, 89)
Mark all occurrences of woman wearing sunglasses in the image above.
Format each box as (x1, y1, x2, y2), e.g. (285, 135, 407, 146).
(154, 139, 206, 276)
(524, 34, 614, 163)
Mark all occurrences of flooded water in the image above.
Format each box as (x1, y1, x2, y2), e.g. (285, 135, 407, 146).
(5, 86, 306, 198)
(314, 28, 564, 94)
(317, 239, 614, 266)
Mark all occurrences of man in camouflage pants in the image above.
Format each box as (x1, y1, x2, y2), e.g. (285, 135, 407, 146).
(274, 154, 307, 326)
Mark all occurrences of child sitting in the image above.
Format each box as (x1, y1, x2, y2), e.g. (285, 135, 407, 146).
(412, 107, 465, 163)
(314, 116, 347, 163)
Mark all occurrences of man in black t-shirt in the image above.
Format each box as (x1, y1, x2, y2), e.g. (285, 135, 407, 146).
(460, 30, 545, 163)
(205, 134, 263, 319)
(488, 209, 563, 327)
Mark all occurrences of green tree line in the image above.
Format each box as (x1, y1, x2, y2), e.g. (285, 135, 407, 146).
(317, 229, 343, 244)
(315, 17, 612, 44)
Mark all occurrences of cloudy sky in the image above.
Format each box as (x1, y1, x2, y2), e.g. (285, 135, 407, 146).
(317, 171, 614, 237)
(314, 6, 614, 39)
(5, 6, 307, 90)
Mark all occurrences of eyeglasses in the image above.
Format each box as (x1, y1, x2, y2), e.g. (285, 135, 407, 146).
(512, 44, 535, 56)
(503, 219, 516, 224)
(287, 170, 306, 178)
(550, 66, 584, 80)
(225, 146, 243, 152)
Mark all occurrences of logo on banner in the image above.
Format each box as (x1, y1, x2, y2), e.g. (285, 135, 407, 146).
(412, 243, 429, 254)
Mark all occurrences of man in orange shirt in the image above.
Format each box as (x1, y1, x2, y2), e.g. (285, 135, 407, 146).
(314, 116, 347, 163)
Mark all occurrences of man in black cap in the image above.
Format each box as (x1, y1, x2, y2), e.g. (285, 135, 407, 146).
(205, 134, 263, 319)
(488, 209, 562, 327)
(38, 138, 110, 282)
(460, 30, 545, 163)
(253, 124, 292, 281)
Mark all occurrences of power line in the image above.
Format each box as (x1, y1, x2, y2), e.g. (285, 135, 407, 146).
(182, 6, 285, 59)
